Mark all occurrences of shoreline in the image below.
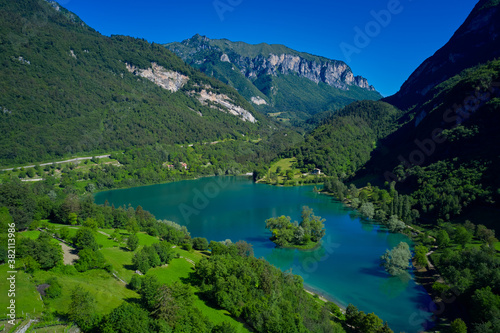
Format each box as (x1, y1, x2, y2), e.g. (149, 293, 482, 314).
(319, 188, 440, 323)
(303, 284, 346, 311)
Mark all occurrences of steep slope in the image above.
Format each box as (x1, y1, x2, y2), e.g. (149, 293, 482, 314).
(286, 101, 403, 177)
(165, 35, 382, 121)
(289, 0, 500, 223)
(385, 0, 500, 110)
(0, 0, 266, 166)
(362, 59, 500, 222)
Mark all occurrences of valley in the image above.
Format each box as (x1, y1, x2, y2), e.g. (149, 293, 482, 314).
(1, 0, 500, 332)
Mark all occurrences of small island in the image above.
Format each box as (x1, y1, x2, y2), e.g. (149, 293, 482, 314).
(265, 206, 326, 249)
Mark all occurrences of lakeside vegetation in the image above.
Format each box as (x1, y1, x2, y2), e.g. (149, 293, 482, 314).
(0, 0, 499, 332)
(0, 179, 393, 333)
(265, 206, 326, 250)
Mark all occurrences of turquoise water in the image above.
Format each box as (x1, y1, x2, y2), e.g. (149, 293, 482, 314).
(95, 176, 434, 332)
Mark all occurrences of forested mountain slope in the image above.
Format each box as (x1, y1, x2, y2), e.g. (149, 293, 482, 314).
(0, 0, 270, 167)
(166, 35, 382, 122)
(286, 101, 403, 177)
(385, 0, 500, 110)
(362, 59, 500, 223)
(289, 0, 500, 225)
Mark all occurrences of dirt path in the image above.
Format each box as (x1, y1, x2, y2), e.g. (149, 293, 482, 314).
(98, 230, 111, 237)
(60, 242, 79, 265)
(179, 256, 195, 266)
(1, 154, 110, 171)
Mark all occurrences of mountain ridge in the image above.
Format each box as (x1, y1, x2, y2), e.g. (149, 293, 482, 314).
(385, 0, 500, 110)
(165, 35, 381, 121)
(0, 0, 269, 166)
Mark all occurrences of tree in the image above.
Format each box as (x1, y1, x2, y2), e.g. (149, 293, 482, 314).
(476, 225, 496, 246)
(133, 249, 151, 274)
(471, 286, 500, 323)
(75, 248, 107, 272)
(192, 237, 209, 251)
(20, 232, 63, 270)
(82, 218, 98, 232)
(212, 322, 237, 333)
(414, 245, 428, 268)
(68, 287, 98, 332)
(23, 255, 40, 273)
(387, 215, 406, 233)
(139, 275, 161, 311)
(234, 240, 254, 257)
(26, 168, 36, 178)
(128, 275, 142, 291)
(74, 228, 99, 251)
(45, 277, 62, 299)
(0, 180, 37, 230)
(59, 227, 71, 241)
(126, 217, 140, 234)
(68, 212, 78, 225)
(151, 284, 180, 325)
(454, 226, 472, 249)
(380, 242, 412, 276)
(359, 202, 375, 219)
(127, 233, 139, 251)
(436, 229, 451, 248)
(85, 183, 96, 193)
(101, 303, 151, 333)
(450, 318, 467, 333)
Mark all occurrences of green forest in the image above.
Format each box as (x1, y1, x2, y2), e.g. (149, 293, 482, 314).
(0, 179, 392, 333)
(1, 0, 500, 332)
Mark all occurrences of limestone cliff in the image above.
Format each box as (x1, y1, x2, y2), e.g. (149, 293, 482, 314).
(166, 35, 376, 92)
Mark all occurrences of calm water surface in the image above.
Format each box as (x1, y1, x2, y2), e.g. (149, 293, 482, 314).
(95, 176, 434, 332)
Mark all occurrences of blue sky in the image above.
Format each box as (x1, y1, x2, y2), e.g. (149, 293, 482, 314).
(62, 0, 479, 96)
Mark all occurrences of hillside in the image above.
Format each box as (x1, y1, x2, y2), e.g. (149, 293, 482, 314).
(0, 0, 271, 167)
(165, 35, 382, 122)
(285, 100, 403, 177)
(287, 0, 500, 225)
(385, 0, 500, 110)
(360, 59, 500, 223)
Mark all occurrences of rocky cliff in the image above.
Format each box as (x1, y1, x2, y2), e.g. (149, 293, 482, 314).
(165, 35, 381, 120)
(169, 35, 375, 92)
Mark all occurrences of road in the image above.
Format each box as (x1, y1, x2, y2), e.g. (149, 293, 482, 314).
(1, 154, 110, 171)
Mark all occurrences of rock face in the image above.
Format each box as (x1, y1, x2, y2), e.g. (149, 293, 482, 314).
(193, 89, 257, 123)
(228, 52, 375, 91)
(166, 35, 381, 119)
(126, 62, 189, 93)
(168, 35, 375, 92)
(126, 62, 255, 122)
(251, 96, 267, 105)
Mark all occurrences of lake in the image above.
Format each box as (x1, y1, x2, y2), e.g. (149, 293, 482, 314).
(95, 176, 434, 332)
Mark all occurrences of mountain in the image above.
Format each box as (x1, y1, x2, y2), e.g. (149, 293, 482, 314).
(360, 58, 500, 221)
(288, 100, 403, 178)
(0, 0, 268, 166)
(385, 0, 500, 110)
(165, 35, 382, 122)
(293, 0, 500, 224)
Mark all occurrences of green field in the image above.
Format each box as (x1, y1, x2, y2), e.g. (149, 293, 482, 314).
(0, 265, 44, 318)
(261, 157, 324, 185)
(2, 223, 249, 332)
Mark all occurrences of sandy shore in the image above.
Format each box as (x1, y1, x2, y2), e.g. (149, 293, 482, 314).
(303, 285, 346, 311)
